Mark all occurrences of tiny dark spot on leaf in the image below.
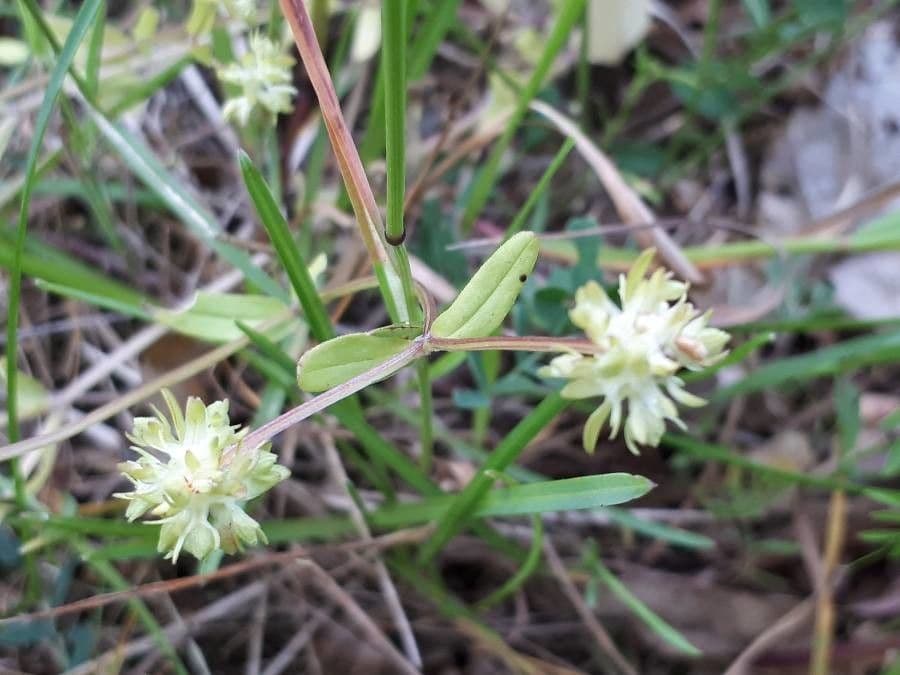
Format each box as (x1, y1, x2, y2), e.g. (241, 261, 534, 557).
(519, 274, 527, 282)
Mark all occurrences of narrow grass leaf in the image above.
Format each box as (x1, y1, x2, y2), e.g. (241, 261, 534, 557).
(36, 281, 149, 320)
(460, 0, 586, 232)
(506, 138, 575, 240)
(7, 0, 103, 446)
(474, 473, 653, 517)
(70, 539, 189, 675)
(239, 150, 334, 340)
(0, 231, 144, 308)
(154, 292, 292, 343)
(476, 517, 544, 610)
(666, 433, 868, 495)
(602, 508, 714, 550)
(712, 330, 900, 400)
(84, 0, 104, 100)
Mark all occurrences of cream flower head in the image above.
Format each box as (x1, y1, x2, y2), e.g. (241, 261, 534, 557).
(116, 390, 289, 562)
(219, 33, 297, 127)
(540, 249, 729, 454)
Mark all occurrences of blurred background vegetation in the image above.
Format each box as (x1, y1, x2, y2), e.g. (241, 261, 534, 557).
(3, 0, 900, 673)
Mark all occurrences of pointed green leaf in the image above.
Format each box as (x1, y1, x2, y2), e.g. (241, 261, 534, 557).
(431, 231, 539, 339)
(297, 330, 414, 392)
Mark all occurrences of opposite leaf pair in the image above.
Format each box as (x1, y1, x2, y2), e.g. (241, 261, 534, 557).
(297, 231, 540, 391)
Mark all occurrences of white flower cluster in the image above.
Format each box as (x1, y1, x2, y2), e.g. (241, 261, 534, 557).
(219, 33, 297, 127)
(540, 249, 729, 454)
(116, 390, 289, 562)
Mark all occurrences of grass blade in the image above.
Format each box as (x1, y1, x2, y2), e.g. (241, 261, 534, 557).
(238, 150, 333, 340)
(589, 556, 701, 656)
(506, 137, 575, 240)
(84, 0, 105, 100)
(7, 0, 103, 480)
(712, 330, 900, 400)
(460, 0, 586, 233)
(0, 230, 144, 308)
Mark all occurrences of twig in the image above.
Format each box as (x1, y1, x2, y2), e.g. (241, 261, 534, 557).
(245, 581, 269, 675)
(811, 489, 847, 675)
(530, 99, 705, 286)
(298, 560, 421, 675)
(543, 540, 638, 675)
(65, 582, 267, 675)
(2, 526, 433, 625)
(320, 432, 423, 667)
(722, 598, 815, 675)
(260, 612, 327, 675)
(228, 337, 426, 461)
(0, 326, 266, 461)
(278, 0, 388, 265)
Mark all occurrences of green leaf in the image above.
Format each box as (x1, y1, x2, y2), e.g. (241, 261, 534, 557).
(602, 508, 714, 550)
(794, 0, 845, 26)
(712, 331, 900, 400)
(369, 323, 423, 339)
(154, 292, 293, 343)
(84, 0, 105, 99)
(459, 0, 587, 232)
(474, 473, 653, 517)
(268, 474, 653, 540)
(452, 388, 491, 410)
(297, 330, 414, 392)
(477, 516, 543, 610)
(70, 538, 189, 675)
(431, 231, 539, 339)
(0, 230, 145, 307)
(36, 280, 149, 320)
(371, 473, 653, 527)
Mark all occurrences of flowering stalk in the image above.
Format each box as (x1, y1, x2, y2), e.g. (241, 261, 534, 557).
(540, 249, 729, 453)
(116, 390, 289, 562)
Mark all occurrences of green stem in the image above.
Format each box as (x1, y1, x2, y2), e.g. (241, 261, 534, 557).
(382, 0, 432, 463)
(383, 0, 407, 248)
